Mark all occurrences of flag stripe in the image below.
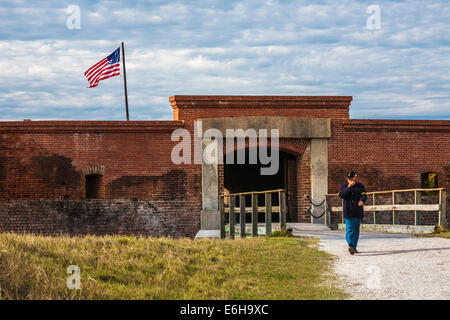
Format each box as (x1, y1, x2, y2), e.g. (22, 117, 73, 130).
(87, 61, 113, 82)
(86, 59, 109, 80)
(89, 64, 119, 81)
(89, 65, 120, 84)
(89, 67, 120, 87)
(84, 58, 108, 76)
(96, 72, 120, 83)
(84, 48, 120, 88)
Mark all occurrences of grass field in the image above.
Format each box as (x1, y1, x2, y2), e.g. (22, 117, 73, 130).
(0, 233, 346, 300)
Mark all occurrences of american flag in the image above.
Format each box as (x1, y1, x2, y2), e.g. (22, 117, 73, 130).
(84, 48, 120, 88)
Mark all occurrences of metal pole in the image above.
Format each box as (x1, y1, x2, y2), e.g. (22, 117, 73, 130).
(121, 42, 130, 121)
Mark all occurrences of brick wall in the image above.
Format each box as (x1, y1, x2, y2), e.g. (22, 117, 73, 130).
(328, 120, 450, 228)
(329, 120, 450, 193)
(0, 96, 449, 236)
(0, 121, 190, 200)
(0, 121, 202, 237)
(0, 199, 198, 237)
(171, 95, 351, 129)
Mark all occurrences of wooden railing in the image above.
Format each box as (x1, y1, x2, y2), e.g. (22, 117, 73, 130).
(326, 188, 447, 226)
(219, 189, 287, 239)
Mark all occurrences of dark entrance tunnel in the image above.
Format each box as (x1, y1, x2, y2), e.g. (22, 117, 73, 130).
(223, 147, 297, 223)
(85, 174, 103, 199)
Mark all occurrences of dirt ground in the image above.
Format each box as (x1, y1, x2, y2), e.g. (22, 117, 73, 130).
(292, 226, 450, 300)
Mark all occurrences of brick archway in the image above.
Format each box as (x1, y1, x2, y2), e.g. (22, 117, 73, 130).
(196, 116, 331, 236)
(218, 139, 311, 222)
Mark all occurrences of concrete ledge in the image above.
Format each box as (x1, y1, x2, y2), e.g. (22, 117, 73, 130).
(288, 223, 331, 232)
(0, 121, 184, 133)
(343, 119, 450, 132)
(195, 229, 221, 239)
(197, 117, 331, 138)
(337, 223, 436, 234)
(170, 95, 353, 109)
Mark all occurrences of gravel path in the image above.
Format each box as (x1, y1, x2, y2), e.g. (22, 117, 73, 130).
(292, 227, 450, 300)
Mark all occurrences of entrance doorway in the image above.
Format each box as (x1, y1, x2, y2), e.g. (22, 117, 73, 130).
(223, 147, 297, 222)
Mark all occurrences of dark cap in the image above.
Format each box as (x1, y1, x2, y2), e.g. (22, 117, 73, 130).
(346, 170, 357, 178)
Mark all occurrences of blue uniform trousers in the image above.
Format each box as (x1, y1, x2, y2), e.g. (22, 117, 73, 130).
(344, 218, 362, 248)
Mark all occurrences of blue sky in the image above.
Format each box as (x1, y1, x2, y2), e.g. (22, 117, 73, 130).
(0, 0, 449, 120)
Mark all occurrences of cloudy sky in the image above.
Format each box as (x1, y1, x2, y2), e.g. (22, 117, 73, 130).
(0, 0, 449, 120)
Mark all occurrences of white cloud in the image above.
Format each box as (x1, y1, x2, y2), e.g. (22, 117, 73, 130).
(0, 0, 449, 120)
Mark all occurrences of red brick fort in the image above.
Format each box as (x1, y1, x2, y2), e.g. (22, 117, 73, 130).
(0, 96, 449, 237)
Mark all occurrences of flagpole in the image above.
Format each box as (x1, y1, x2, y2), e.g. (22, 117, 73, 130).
(121, 41, 130, 121)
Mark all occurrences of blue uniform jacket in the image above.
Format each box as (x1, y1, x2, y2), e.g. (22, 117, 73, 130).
(338, 182, 368, 219)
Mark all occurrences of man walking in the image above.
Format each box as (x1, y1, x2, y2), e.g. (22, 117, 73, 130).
(339, 170, 367, 255)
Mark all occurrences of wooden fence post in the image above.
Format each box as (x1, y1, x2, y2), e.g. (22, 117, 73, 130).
(392, 191, 396, 225)
(265, 192, 272, 236)
(372, 193, 376, 224)
(439, 190, 447, 227)
(414, 191, 418, 225)
(240, 194, 246, 238)
(229, 195, 235, 239)
(252, 193, 258, 237)
(219, 196, 225, 239)
(279, 190, 287, 231)
(415, 191, 422, 225)
(324, 195, 330, 227)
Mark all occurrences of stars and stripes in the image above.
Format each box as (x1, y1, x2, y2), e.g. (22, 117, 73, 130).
(84, 48, 120, 88)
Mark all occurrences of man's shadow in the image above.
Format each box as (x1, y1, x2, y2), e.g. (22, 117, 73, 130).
(356, 247, 450, 256)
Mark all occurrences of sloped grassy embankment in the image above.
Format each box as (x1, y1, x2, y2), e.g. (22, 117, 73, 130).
(0, 233, 346, 300)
